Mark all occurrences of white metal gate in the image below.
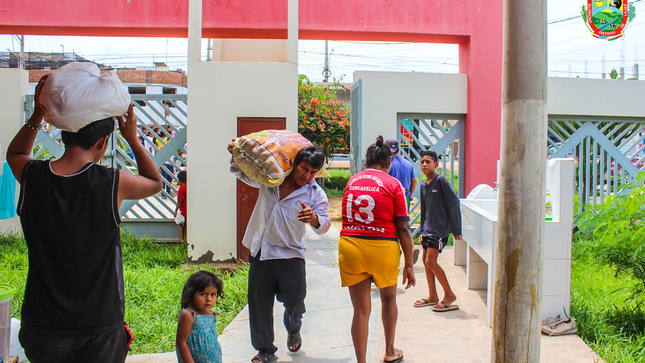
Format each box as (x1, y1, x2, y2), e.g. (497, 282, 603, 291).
(548, 116, 645, 207)
(397, 114, 465, 237)
(25, 94, 188, 240)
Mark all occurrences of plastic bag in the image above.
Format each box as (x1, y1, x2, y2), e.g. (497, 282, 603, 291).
(39, 62, 131, 132)
(231, 130, 316, 187)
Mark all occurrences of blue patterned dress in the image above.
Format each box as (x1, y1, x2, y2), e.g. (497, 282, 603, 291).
(177, 309, 222, 363)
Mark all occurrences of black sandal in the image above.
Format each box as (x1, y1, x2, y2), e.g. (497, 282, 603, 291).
(287, 332, 302, 353)
(251, 353, 277, 363)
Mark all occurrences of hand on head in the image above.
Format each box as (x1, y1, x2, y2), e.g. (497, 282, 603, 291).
(34, 75, 49, 116)
(117, 103, 137, 143)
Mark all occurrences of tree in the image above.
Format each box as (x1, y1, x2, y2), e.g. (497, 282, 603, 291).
(610, 69, 619, 79)
(298, 74, 350, 160)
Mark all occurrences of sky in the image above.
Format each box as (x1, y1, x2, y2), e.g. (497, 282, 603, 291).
(1, 0, 644, 82)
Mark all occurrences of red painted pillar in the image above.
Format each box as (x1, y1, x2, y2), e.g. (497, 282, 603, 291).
(460, 6, 504, 195)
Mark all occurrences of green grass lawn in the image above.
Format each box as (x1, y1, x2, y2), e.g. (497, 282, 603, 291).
(328, 168, 350, 178)
(571, 238, 645, 362)
(0, 231, 248, 354)
(320, 168, 350, 197)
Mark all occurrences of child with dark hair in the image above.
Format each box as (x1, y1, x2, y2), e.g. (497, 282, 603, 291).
(7, 74, 162, 362)
(176, 270, 224, 363)
(174, 170, 187, 243)
(413, 150, 462, 312)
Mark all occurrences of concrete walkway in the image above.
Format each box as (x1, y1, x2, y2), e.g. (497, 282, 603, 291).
(126, 225, 601, 363)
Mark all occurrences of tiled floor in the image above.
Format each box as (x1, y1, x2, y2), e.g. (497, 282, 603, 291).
(383, 248, 601, 363)
(126, 226, 602, 363)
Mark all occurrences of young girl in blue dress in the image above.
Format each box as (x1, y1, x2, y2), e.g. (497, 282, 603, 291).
(176, 270, 224, 363)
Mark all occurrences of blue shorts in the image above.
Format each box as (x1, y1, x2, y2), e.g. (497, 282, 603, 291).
(421, 236, 448, 253)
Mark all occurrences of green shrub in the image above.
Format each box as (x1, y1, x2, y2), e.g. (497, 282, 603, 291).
(575, 171, 645, 303)
(0, 232, 28, 317)
(571, 174, 645, 362)
(319, 168, 349, 197)
(322, 187, 345, 198)
(325, 175, 349, 190)
(605, 305, 645, 339)
(571, 246, 645, 362)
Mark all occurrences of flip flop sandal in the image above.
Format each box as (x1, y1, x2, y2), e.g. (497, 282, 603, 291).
(383, 348, 404, 363)
(413, 298, 437, 308)
(431, 301, 459, 312)
(287, 332, 302, 353)
(251, 353, 278, 363)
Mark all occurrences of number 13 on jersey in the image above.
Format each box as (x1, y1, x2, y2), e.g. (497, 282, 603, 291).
(345, 193, 375, 224)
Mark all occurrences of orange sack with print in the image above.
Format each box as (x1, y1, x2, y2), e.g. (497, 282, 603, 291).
(230, 130, 315, 187)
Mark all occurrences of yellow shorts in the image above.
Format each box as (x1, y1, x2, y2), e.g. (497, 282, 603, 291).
(338, 235, 401, 288)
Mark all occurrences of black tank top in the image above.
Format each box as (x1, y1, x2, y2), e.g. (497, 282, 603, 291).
(17, 160, 123, 333)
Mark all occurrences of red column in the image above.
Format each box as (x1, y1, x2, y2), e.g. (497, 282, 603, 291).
(460, 6, 504, 195)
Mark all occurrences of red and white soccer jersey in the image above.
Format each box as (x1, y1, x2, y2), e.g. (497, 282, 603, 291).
(340, 168, 410, 240)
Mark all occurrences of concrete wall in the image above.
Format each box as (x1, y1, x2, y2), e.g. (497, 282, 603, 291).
(352, 71, 467, 160)
(548, 77, 645, 117)
(352, 74, 645, 194)
(186, 62, 297, 261)
(0, 69, 29, 233)
(186, 0, 298, 261)
(211, 39, 288, 62)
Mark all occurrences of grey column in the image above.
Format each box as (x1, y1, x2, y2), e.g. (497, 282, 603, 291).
(492, 0, 547, 362)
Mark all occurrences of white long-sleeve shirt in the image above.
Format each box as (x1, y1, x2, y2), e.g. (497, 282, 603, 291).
(238, 171, 331, 261)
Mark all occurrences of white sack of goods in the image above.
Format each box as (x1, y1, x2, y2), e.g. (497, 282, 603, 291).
(230, 129, 327, 187)
(39, 62, 131, 132)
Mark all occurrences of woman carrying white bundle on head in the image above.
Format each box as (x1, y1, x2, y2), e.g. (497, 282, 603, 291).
(7, 62, 162, 363)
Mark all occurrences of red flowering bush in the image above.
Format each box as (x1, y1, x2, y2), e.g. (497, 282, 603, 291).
(298, 74, 350, 159)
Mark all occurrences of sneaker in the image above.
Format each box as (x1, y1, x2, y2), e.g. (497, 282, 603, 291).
(541, 317, 577, 336)
(541, 315, 564, 326)
(412, 248, 420, 265)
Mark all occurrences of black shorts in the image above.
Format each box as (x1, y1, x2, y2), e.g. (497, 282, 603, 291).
(19, 324, 129, 363)
(421, 236, 448, 253)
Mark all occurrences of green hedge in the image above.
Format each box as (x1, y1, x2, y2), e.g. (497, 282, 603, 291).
(324, 175, 349, 190)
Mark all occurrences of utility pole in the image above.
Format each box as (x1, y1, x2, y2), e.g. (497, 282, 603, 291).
(621, 36, 626, 78)
(584, 59, 588, 78)
(20, 35, 24, 69)
(635, 45, 639, 80)
(634, 64, 639, 80)
(322, 40, 331, 82)
(493, 0, 546, 361)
